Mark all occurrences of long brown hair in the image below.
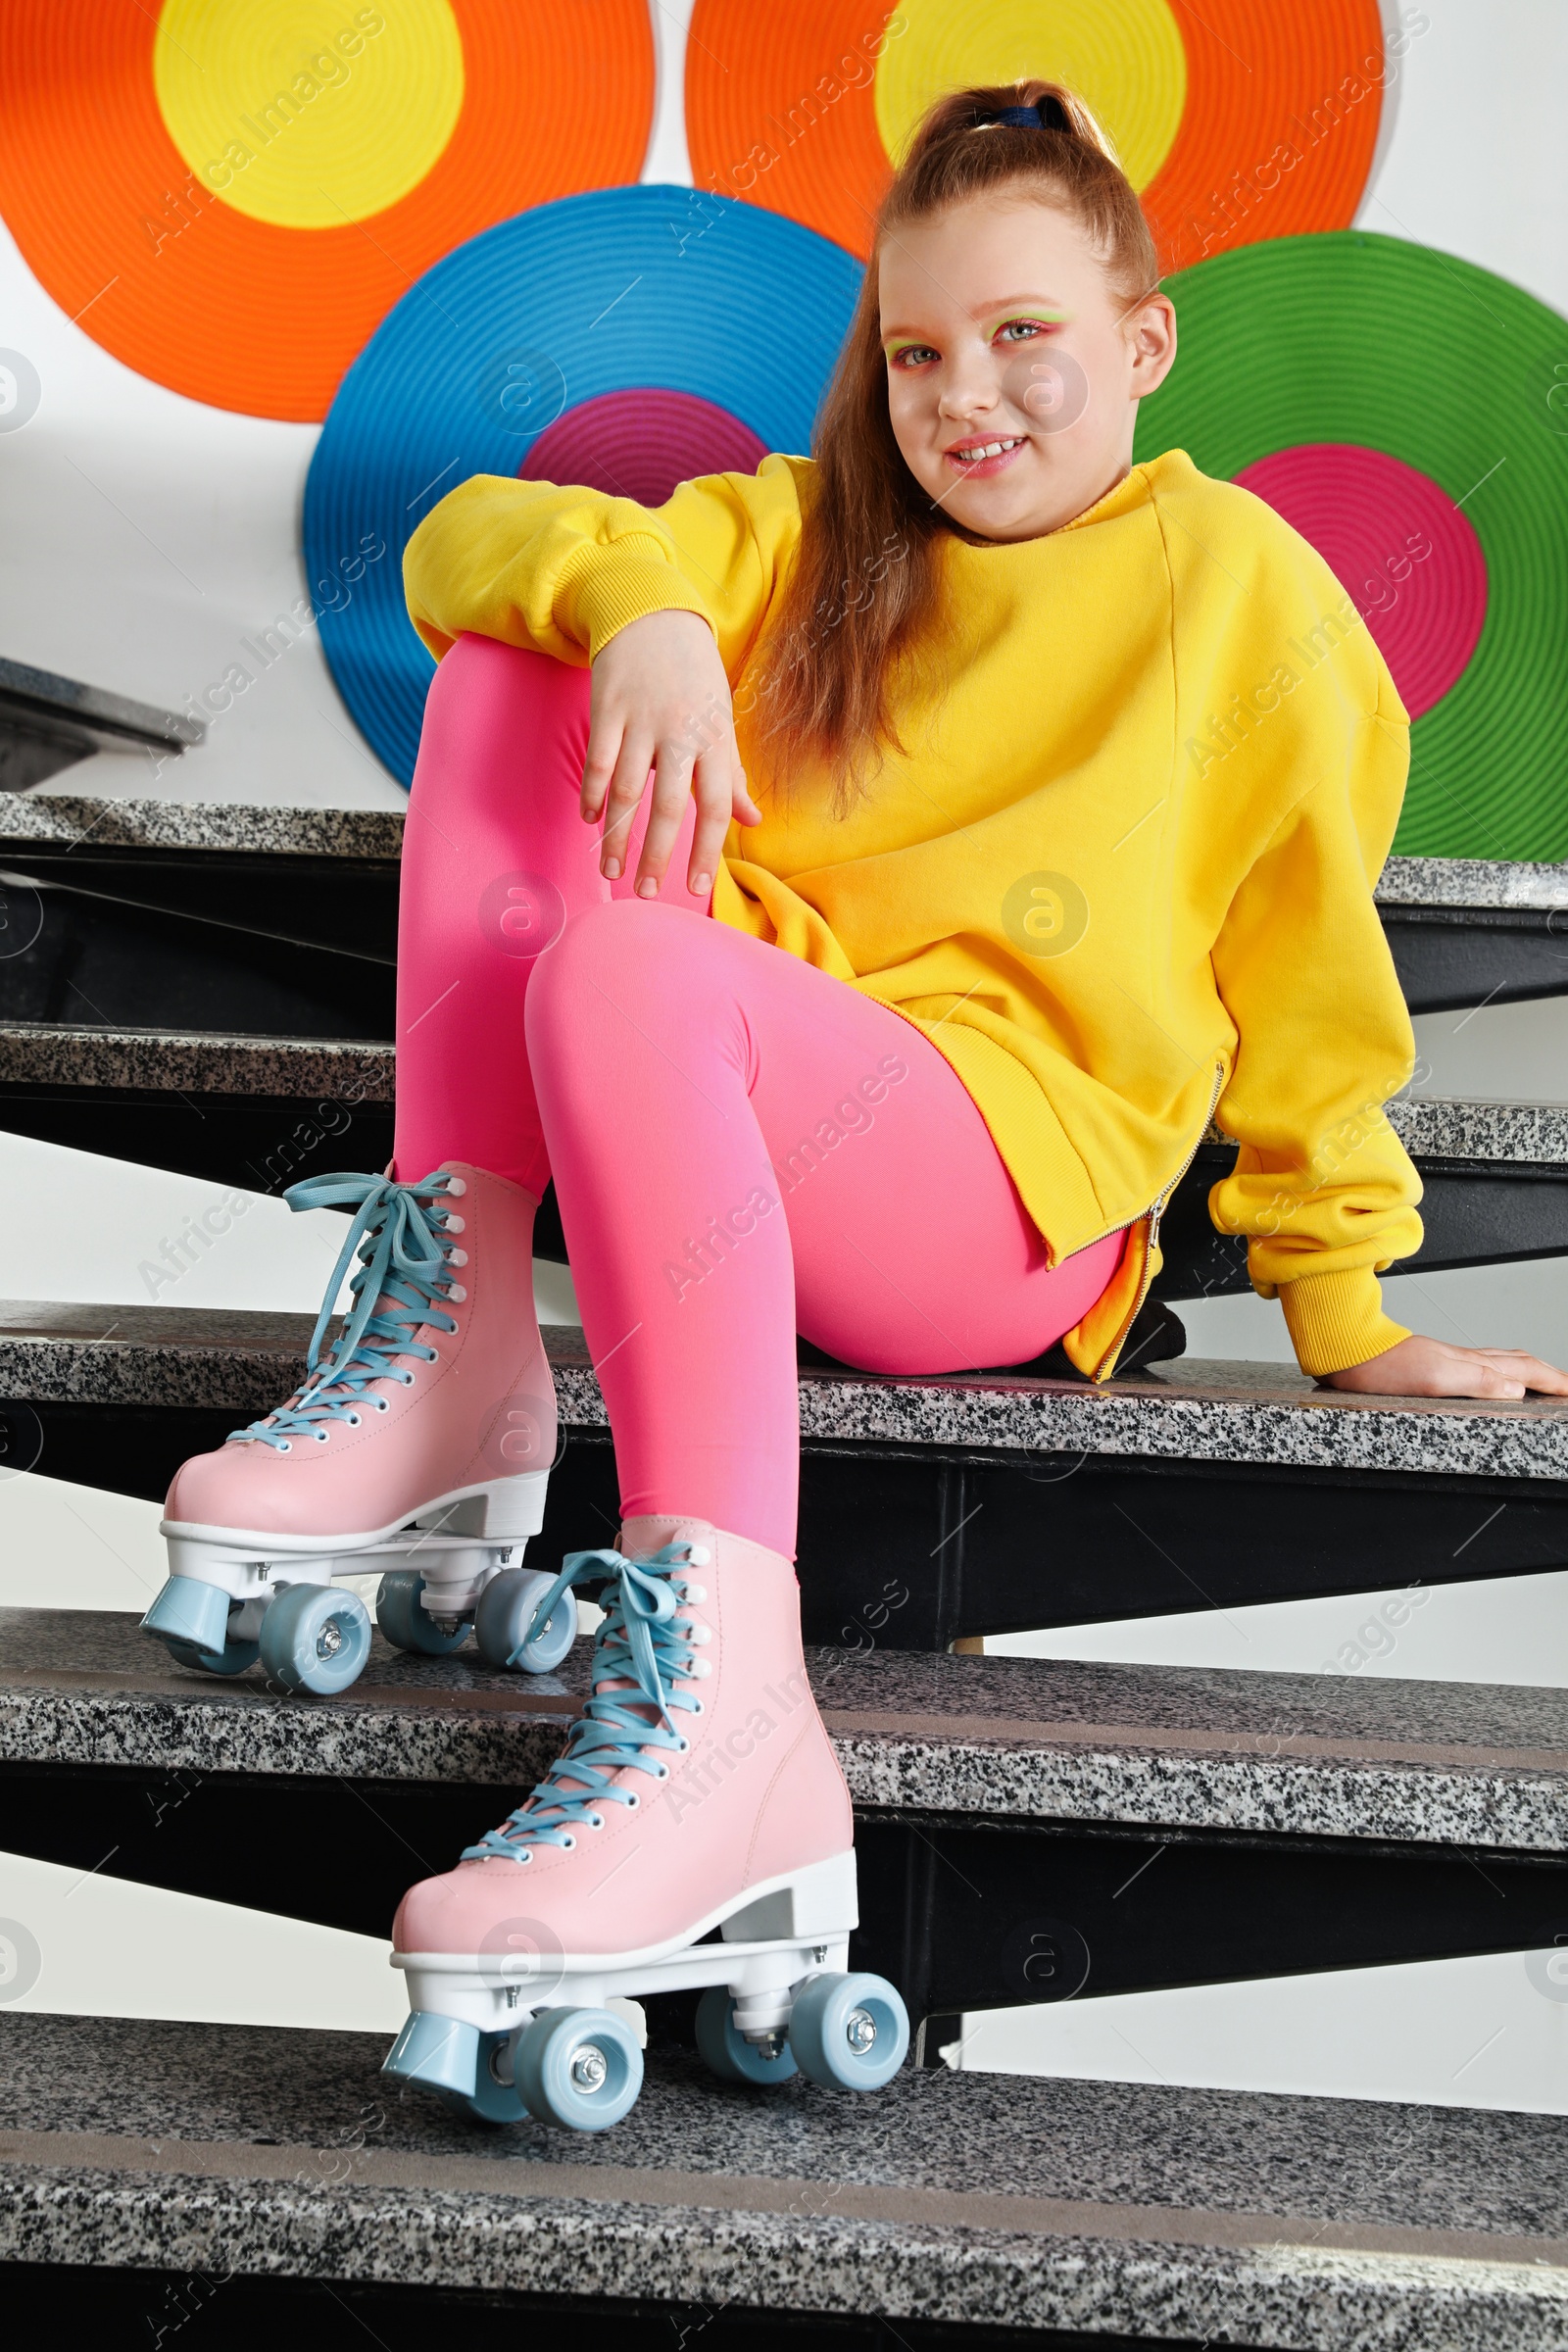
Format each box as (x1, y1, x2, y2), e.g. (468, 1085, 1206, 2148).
(747, 80, 1160, 794)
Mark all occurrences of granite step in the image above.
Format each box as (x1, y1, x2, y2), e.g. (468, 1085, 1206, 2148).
(0, 789, 398, 1042)
(1, 1020, 1563, 1292)
(7, 1299, 1568, 1482)
(5, 1607, 1567, 2025)
(6, 1605, 1565, 1854)
(1376, 851, 1568, 1013)
(6, 1300, 1568, 1647)
(4, 783, 1565, 1016)
(3, 2011, 1565, 2349)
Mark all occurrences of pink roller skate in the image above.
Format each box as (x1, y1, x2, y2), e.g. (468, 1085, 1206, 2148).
(144, 1163, 574, 1693)
(383, 1519, 908, 2130)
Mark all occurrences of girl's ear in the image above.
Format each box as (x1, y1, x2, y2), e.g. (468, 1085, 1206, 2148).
(1126, 293, 1177, 399)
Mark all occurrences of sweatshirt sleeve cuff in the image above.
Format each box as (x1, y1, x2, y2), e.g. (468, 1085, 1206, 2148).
(563, 556, 714, 662)
(1277, 1267, 1411, 1378)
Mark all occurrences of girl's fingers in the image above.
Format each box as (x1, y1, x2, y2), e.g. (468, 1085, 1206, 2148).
(731, 754, 761, 829)
(600, 728, 656, 879)
(1327, 1333, 1565, 1399)
(580, 710, 624, 822)
(686, 739, 737, 895)
(1478, 1349, 1568, 1395)
(634, 739, 698, 895)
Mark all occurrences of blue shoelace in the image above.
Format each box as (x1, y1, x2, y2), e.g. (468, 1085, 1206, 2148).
(463, 1544, 705, 1861)
(227, 1170, 465, 1453)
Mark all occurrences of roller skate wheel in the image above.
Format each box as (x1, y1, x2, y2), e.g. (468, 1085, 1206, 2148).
(259, 1582, 372, 1695)
(514, 2005, 642, 2131)
(788, 1972, 909, 2091)
(474, 1566, 577, 1673)
(376, 1569, 471, 1657)
(695, 1985, 799, 2086)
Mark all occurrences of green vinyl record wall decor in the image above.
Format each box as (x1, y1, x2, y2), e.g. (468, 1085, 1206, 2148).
(1136, 230, 1568, 860)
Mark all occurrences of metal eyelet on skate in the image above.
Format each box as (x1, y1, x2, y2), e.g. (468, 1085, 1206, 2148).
(346, 1412, 361, 1426)
(313, 1430, 329, 1444)
(445, 1284, 467, 1302)
(370, 1398, 389, 1413)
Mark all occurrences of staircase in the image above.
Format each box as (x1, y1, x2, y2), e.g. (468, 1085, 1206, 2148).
(2, 776, 1566, 2345)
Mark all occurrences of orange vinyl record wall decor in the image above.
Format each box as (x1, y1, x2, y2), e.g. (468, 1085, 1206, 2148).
(0, 0, 656, 421)
(685, 0, 1387, 270)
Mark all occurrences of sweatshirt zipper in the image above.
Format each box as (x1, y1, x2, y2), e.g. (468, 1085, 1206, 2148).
(1091, 1059, 1226, 1382)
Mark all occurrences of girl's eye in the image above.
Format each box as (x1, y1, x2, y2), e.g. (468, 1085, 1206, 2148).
(887, 344, 937, 369)
(996, 318, 1052, 344)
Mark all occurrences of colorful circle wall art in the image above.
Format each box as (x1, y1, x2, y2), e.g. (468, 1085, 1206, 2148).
(1135, 232, 1568, 861)
(304, 184, 862, 784)
(0, 0, 657, 420)
(684, 0, 1387, 270)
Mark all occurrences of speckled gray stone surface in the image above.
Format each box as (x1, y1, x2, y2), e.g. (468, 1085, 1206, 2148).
(1391, 1097, 1568, 1164)
(1378, 856, 1568, 911)
(1197, 1097, 1568, 1164)
(0, 1024, 393, 1098)
(0, 790, 404, 859)
(5, 1609, 1566, 1852)
(1, 2014, 1565, 2347)
(5, 1301, 1568, 1478)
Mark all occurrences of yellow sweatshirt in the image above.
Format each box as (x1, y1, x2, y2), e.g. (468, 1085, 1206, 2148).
(404, 447, 1424, 1381)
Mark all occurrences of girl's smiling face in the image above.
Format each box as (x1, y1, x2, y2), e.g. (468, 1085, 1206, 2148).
(878, 193, 1177, 542)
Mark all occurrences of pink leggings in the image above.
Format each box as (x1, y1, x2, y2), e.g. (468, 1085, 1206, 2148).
(393, 636, 1121, 1555)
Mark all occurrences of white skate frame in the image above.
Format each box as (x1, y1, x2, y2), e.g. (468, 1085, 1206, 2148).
(159, 1471, 550, 1634)
(393, 1851, 858, 2041)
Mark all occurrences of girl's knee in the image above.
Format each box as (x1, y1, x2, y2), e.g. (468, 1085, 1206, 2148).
(526, 899, 704, 1050)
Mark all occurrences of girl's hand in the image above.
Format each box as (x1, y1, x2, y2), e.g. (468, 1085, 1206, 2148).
(582, 610, 760, 898)
(1324, 1334, 1568, 1399)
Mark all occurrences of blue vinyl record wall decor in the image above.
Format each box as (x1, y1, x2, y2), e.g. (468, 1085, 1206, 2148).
(306, 182, 863, 785)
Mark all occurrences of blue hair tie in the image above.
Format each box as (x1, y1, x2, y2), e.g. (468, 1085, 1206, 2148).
(984, 99, 1071, 131)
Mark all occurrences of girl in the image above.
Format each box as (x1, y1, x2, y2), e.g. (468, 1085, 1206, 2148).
(163, 85, 1565, 2059)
